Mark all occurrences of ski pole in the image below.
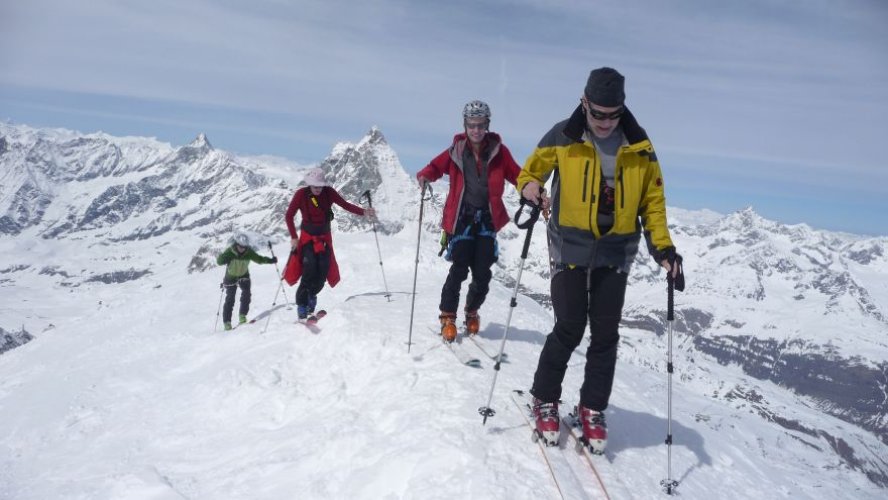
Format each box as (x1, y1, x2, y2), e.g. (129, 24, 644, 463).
(261, 242, 289, 333)
(660, 271, 679, 495)
(407, 181, 432, 353)
(267, 242, 290, 308)
(479, 194, 542, 424)
(261, 282, 282, 333)
(214, 283, 224, 331)
(361, 189, 391, 301)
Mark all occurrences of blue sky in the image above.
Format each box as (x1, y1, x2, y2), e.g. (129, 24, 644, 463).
(2, 0, 887, 235)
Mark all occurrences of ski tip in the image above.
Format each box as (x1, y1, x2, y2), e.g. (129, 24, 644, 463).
(296, 320, 320, 334)
(466, 359, 482, 368)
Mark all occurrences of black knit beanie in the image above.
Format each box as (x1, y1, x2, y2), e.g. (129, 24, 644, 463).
(584, 67, 625, 107)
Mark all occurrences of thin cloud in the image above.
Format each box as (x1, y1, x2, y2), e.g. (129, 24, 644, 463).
(2, 0, 887, 232)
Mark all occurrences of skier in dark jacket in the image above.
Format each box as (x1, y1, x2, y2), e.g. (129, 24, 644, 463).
(284, 168, 376, 319)
(416, 100, 521, 342)
(217, 233, 277, 330)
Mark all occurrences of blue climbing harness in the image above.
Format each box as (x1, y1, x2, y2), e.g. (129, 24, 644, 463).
(443, 208, 498, 262)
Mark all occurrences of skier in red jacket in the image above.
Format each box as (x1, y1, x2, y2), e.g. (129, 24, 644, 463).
(416, 100, 521, 342)
(284, 168, 375, 319)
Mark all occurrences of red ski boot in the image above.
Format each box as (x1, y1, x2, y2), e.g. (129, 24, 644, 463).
(577, 405, 607, 455)
(531, 397, 560, 446)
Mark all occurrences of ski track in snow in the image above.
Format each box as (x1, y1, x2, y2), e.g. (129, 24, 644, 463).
(0, 228, 885, 499)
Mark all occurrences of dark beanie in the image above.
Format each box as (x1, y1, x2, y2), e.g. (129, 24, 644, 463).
(584, 67, 625, 107)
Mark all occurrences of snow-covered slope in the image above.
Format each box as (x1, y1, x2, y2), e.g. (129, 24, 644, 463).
(0, 122, 886, 498)
(1, 229, 884, 499)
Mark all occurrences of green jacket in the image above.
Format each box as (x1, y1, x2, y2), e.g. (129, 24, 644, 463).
(517, 105, 674, 272)
(217, 246, 274, 279)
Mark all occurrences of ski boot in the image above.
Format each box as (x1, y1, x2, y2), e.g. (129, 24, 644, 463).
(223, 322, 233, 331)
(577, 405, 607, 455)
(531, 397, 560, 446)
(464, 310, 480, 336)
(238, 314, 248, 325)
(439, 312, 457, 342)
(297, 304, 309, 320)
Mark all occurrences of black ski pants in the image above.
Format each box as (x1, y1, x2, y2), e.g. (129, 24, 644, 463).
(439, 213, 497, 314)
(296, 243, 330, 306)
(222, 275, 251, 323)
(531, 266, 628, 411)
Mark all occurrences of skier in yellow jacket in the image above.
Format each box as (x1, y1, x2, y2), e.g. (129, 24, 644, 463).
(518, 67, 685, 454)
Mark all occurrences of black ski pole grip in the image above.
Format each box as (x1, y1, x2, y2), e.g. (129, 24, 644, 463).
(667, 273, 675, 321)
(514, 196, 542, 230)
(362, 189, 373, 208)
(423, 182, 433, 200)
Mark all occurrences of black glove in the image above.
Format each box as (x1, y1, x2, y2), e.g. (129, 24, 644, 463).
(659, 247, 685, 292)
(271, 256, 278, 264)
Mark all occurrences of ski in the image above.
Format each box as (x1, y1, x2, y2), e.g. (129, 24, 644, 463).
(510, 390, 589, 500)
(562, 411, 630, 499)
(306, 309, 327, 325)
(296, 320, 320, 334)
(446, 339, 482, 368)
(465, 332, 508, 363)
(295, 310, 326, 334)
(222, 318, 256, 332)
(427, 327, 481, 368)
(248, 303, 288, 324)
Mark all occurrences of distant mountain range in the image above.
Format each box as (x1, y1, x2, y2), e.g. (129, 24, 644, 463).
(1, 121, 886, 487)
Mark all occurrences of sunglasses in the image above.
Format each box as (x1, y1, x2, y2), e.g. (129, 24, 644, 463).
(587, 107, 624, 121)
(465, 121, 489, 130)
(583, 100, 624, 121)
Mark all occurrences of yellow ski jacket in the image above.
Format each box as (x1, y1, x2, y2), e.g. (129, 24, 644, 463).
(518, 105, 674, 272)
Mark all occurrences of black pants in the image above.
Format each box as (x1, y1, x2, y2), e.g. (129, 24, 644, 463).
(439, 214, 497, 313)
(296, 243, 330, 306)
(531, 266, 628, 411)
(222, 275, 251, 323)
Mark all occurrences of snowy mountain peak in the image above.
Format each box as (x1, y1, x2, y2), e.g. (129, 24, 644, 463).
(721, 205, 768, 230)
(188, 133, 213, 150)
(172, 133, 216, 164)
(318, 126, 414, 233)
(359, 125, 387, 147)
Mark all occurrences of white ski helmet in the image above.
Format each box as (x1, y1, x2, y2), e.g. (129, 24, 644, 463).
(233, 232, 250, 247)
(463, 100, 491, 120)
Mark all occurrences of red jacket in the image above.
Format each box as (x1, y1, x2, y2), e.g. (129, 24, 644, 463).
(283, 186, 365, 288)
(285, 186, 365, 238)
(416, 132, 520, 233)
(283, 232, 340, 287)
